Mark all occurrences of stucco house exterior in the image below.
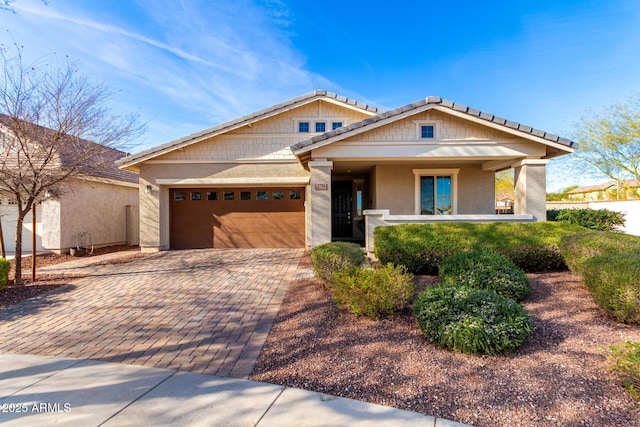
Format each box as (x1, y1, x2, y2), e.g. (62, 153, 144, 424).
(0, 115, 139, 254)
(117, 90, 575, 252)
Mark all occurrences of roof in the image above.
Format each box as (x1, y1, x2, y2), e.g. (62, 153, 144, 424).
(0, 114, 138, 185)
(117, 90, 380, 170)
(291, 96, 576, 159)
(568, 179, 640, 194)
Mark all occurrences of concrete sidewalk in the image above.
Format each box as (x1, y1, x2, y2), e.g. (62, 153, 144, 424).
(0, 354, 471, 426)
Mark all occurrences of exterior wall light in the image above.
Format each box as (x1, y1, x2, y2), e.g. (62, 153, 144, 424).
(145, 184, 152, 194)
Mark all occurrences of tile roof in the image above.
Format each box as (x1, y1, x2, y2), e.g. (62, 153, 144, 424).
(0, 114, 138, 185)
(117, 90, 380, 168)
(568, 179, 640, 194)
(291, 96, 576, 152)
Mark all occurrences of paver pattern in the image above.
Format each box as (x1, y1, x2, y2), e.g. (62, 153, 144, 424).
(0, 249, 308, 378)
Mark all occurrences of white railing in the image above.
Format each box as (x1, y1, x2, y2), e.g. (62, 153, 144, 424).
(363, 209, 535, 253)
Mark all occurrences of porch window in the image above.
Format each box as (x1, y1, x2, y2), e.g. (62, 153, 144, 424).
(315, 122, 326, 132)
(413, 168, 459, 215)
(332, 121, 343, 130)
(298, 122, 309, 133)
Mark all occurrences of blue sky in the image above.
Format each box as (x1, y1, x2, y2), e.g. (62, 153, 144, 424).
(2, 0, 640, 191)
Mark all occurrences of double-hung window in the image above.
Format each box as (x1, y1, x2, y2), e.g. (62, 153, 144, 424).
(413, 169, 459, 215)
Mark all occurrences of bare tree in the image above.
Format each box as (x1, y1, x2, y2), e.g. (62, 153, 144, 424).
(0, 43, 144, 283)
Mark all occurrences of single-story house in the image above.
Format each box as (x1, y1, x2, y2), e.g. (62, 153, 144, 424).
(567, 179, 640, 201)
(117, 90, 575, 252)
(0, 114, 139, 254)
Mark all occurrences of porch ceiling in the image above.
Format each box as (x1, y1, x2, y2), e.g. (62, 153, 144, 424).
(330, 159, 491, 175)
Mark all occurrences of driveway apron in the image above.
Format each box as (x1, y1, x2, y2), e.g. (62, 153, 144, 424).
(0, 249, 308, 378)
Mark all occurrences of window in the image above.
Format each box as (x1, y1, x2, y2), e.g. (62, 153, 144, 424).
(355, 182, 363, 216)
(298, 122, 309, 133)
(315, 122, 326, 132)
(191, 192, 202, 201)
(257, 191, 268, 200)
(414, 120, 441, 139)
(207, 191, 218, 201)
(332, 121, 343, 130)
(421, 125, 434, 139)
(174, 192, 186, 201)
(273, 191, 285, 200)
(413, 169, 459, 215)
(223, 191, 235, 200)
(289, 190, 301, 200)
(240, 191, 251, 200)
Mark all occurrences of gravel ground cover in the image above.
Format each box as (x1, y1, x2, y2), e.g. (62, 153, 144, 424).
(0, 245, 144, 309)
(251, 257, 640, 427)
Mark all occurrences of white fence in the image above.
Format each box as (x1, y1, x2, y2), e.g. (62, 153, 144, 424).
(547, 200, 640, 236)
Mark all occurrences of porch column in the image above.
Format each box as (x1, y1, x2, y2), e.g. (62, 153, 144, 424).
(513, 159, 549, 221)
(308, 160, 333, 247)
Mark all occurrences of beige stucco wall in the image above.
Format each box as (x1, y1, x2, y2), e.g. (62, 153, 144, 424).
(370, 164, 495, 215)
(42, 178, 138, 252)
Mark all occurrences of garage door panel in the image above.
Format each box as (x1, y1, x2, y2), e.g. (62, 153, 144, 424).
(170, 188, 304, 249)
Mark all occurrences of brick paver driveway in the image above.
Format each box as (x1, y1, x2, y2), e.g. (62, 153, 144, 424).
(0, 249, 308, 378)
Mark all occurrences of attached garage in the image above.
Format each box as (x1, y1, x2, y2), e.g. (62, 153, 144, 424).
(169, 187, 305, 249)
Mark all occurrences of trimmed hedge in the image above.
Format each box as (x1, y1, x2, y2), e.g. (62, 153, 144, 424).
(331, 264, 414, 319)
(374, 222, 584, 274)
(439, 251, 531, 302)
(547, 208, 625, 232)
(607, 341, 640, 399)
(0, 258, 10, 290)
(310, 242, 365, 282)
(559, 231, 640, 273)
(580, 253, 640, 324)
(413, 285, 532, 355)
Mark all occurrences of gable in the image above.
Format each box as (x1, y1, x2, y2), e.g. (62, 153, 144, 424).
(152, 99, 374, 162)
(292, 97, 575, 166)
(118, 90, 379, 171)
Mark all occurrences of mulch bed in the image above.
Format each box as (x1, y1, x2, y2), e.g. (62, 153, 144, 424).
(251, 259, 640, 427)
(0, 245, 143, 309)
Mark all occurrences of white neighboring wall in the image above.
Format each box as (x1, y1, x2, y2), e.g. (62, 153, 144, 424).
(0, 204, 44, 253)
(547, 200, 640, 236)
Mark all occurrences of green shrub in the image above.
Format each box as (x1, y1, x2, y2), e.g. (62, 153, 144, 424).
(413, 285, 532, 355)
(330, 263, 414, 319)
(0, 258, 10, 290)
(559, 231, 640, 273)
(310, 242, 365, 282)
(548, 208, 626, 232)
(580, 253, 640, 324)
(374, 222, 583, 274)
(607, 341, 640, 399)
(439, 251, 531, 301)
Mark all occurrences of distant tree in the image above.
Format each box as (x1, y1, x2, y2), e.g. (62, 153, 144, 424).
(495, 169, 514, 200)
(572, 96, 640, 188)
(0, 43, 144, 283)
(546, 185, 579, 201)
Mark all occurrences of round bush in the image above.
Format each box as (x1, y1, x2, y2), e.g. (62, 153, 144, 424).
(331, 263, 414, 319)
(413, 285, 532, 355)
(310, 242, 365, 282)
(438, 251, 531, 301)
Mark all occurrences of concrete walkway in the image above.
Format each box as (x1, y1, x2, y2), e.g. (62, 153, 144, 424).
(0, 353, 470, 426)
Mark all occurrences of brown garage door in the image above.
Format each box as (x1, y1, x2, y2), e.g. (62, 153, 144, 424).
(170, 187, 305, 249)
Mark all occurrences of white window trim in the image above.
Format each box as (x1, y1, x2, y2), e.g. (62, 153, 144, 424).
(412, 168, 460, 215)
(294, 118, 350, 133)
(413, 120, 443, 139)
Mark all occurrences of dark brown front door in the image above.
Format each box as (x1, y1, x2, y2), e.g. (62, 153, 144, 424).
(332, 181, 352, 239)
(170, 188, 305, 249)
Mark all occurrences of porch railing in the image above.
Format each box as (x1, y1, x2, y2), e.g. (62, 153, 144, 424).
(363, 209, 535, 253)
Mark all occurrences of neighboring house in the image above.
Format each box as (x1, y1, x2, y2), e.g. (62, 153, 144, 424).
(117, 90, 575, 252)
(0, 116, 139, 254)
(567, 179, 640, 201)
(496, 198, 514, 214)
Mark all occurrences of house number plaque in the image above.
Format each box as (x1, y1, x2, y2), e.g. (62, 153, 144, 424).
(315, 183, 328, 191)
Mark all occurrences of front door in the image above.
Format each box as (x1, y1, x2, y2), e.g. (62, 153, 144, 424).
(332, 181, 352, 239)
